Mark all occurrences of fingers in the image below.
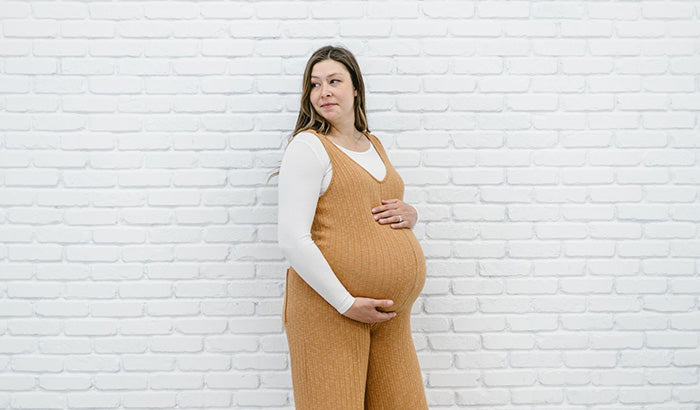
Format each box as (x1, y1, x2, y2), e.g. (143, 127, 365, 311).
(373, 209, 395, 222)
(376, 299, 393, 308)
(345, 298, 397, 323)
(371, 205, 390, 214)
(374, 310, 396, 322)
(371, 199, 401, 214)
(375, 312, 396, 322)
(373, 204, 404, 220)
(373, 211, 407, 228)
(390, 215, 406, 229)
(373, 299, 396, 322)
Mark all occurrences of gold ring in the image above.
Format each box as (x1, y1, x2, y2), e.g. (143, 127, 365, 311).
(398, 215, 403, 223)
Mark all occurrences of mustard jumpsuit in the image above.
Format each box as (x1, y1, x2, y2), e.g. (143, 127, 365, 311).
(282, 129, 429, 409)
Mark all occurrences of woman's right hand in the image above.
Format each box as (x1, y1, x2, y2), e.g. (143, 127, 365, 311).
(342, 297, 397, 323)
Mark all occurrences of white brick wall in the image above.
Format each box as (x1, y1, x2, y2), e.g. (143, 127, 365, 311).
(0, 1, 699, 408)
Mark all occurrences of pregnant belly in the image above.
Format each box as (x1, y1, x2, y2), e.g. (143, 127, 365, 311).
(319, 228, 426, 312)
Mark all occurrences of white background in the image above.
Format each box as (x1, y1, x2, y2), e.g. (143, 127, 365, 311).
(1, 1, 699, 409)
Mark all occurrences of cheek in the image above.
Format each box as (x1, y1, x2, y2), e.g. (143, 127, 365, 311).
(344, 89, 355, 103)
(310, 90, 322, 104)
(309, 97, 322, 114)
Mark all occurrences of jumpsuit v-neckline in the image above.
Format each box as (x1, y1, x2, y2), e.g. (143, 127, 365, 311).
(312, 128, 389, 184)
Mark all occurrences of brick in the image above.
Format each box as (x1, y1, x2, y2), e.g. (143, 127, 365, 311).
(67, 394, 120, 408)
(456, 389, 509, 406)
(10, 394, 65, 409)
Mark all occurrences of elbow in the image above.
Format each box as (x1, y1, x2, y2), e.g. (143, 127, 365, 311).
(278, 227, 300, 258)
(278, 227, 312, 261)
(278, 229, 293, 256)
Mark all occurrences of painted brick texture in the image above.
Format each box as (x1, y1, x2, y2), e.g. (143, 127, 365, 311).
(1, 1, 699, 409)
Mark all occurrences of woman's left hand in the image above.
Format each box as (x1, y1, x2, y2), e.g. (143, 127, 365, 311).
(371, 199, 417, 229)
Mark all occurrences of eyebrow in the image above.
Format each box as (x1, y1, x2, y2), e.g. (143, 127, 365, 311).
(310, 73, 342, 79)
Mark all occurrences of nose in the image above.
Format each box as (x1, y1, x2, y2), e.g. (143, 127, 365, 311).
(320, 82, 331, 96)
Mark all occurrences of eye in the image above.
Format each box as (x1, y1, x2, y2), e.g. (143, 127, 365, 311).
(310, 79, 339, 87)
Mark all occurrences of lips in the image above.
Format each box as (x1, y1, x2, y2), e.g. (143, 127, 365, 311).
(321, 103, 335, 108)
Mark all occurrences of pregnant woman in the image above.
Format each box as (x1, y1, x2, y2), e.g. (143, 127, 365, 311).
(274, 45, 429, 409)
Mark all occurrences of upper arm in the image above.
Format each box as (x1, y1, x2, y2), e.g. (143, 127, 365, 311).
(277, 136, 325, 247)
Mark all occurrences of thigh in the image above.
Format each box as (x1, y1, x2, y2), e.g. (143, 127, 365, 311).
(364, 310, 429, 410)
(284, 267, 371, 410)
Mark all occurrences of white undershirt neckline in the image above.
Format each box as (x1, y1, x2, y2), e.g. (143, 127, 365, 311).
(296, 131, 386, 195)
(332, 138, 372, 154)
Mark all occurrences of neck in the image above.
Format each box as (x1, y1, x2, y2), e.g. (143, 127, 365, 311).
(329, 123, 363, 142)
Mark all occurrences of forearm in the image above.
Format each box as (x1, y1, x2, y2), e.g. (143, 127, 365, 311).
(278, 232, 355, 314)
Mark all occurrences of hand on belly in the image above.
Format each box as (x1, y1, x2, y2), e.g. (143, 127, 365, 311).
(341, 297, 397, 324)
(371, 198, 417, 229)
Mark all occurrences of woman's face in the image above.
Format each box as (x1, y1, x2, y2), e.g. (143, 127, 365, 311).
(309, 59, 357, 126)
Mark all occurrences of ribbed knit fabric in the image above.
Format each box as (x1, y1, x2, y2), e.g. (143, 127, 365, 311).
(282, 129, 428, 410)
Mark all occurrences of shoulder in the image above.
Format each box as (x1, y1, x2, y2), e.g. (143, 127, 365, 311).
(364, 130, 383, 143)
(292, 130, 322, 145)
(290, 131, 325, 153)
(286, 131, 329, 166)
(365, 131, 389, 152)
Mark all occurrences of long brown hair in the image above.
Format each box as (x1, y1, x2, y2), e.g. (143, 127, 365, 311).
(268, 45, 370, 181)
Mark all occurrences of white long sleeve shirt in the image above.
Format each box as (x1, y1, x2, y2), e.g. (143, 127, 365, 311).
(277, 131, 388, 314)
